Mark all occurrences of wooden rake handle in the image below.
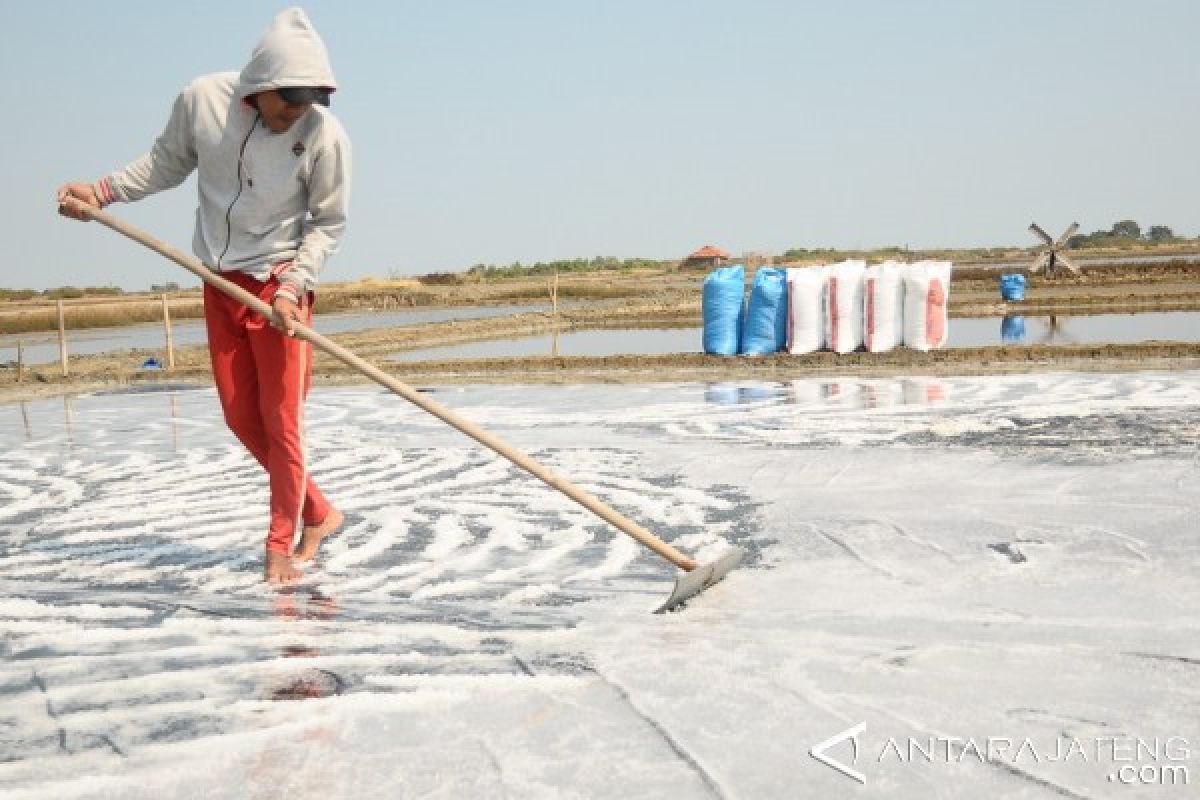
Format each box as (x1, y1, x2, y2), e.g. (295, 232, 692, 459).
(76, 205, 699, 572)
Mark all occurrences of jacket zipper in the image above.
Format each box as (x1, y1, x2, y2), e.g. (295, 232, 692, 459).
(216, 111, 261, 270)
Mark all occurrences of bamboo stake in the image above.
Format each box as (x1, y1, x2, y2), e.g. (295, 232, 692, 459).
(16, 340, 23, 383)
(56, 299, 68, 377)
(161, 293, 175, 370)
(550, 271, 560, 356)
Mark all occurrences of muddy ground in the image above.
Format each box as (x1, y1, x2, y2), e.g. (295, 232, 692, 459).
(2, 262, 1198, 402)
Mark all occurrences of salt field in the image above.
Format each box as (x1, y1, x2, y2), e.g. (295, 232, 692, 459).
(2, 372, 1199, 798)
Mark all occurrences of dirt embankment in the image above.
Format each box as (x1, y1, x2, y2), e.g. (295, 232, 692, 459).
(2, 261, 1199, 402)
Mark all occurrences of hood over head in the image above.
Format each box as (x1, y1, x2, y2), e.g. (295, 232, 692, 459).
(238, 8, 337, 99)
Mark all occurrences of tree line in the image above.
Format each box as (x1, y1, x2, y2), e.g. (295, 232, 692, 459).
(1068, 220, 1184, 249)
(462, 255, 668, 281)
(0, 285, 125, 301)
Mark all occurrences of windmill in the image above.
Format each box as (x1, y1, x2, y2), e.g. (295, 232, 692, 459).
(1028, 221, 1080, 275)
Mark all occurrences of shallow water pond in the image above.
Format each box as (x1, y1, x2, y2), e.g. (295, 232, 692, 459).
(0, 304, 556, 366)
(389, 311, 1200, 360)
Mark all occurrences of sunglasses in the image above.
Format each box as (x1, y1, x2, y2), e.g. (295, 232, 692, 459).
(277, 87, 331, 107)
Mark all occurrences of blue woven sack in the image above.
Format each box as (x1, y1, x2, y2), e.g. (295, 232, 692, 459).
(740, 268, 788, 355)
(702, 265, 745, 355)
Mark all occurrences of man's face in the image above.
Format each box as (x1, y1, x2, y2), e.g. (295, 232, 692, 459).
(255, 90, 313, 133)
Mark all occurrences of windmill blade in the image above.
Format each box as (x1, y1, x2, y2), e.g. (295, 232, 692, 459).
(1029, 223, 1055, 246)
(1054, 253, 1080, 275)
(1054, 222, 1080, 249)
(1029, 251, 1051, 273)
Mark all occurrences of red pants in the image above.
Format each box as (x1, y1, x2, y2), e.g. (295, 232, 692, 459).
(203, 273, 332, 555)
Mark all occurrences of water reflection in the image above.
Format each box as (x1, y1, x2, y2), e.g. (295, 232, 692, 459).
(1037, 315, 1075, 345)
(704, 378, 949, 408)
(266, 589, 344, 702)
(4, 304, 558, 366)
(1001, 315, 1027, 344)
(250, 591, 342, 800)
(62, 394, 75, 448)
(394, 311, 1200, 360)
(169, 392, 180, 452)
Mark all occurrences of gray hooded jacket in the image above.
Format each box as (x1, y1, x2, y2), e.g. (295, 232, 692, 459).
(95, 8, 351, 298)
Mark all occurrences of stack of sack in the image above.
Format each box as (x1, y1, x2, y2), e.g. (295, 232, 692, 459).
(702, 260, 953, 355)
(783, 259, 951, 354)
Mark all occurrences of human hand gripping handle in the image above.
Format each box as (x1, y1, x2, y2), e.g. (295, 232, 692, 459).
(56, 183, 101, 220)
(271, 292, 305, 337)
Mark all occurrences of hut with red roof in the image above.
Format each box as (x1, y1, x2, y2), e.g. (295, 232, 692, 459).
(683, 244, 731, 269)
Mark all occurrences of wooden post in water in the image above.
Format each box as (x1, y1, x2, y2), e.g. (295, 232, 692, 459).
(550, 270, 560, 357)
(161, 293, 175, 370)
(56, 299, 68, 377)
(16, 340, 24, 383)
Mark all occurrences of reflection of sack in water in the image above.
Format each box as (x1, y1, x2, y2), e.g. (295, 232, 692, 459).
(1001, 315, 1027, 343)
(704, 383, 742, 405)
(861, 380, 904, 409)
(902, 377, 948, 405)
(785, 379, 822, 406)
(738, 385, 777, 403)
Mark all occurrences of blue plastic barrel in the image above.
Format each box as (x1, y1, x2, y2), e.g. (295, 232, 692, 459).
(999, 273, 1026, 302)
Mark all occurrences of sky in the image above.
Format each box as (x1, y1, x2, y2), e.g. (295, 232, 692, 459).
(3, 1, 1198, 291)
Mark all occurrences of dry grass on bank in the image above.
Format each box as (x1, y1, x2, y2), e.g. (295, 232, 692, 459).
(4, 258, 1200, 337)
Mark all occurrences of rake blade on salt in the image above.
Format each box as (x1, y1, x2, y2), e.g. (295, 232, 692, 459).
(655, 547, 745, 613)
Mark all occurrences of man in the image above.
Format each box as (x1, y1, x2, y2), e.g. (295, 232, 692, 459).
(57, 8, 351, 585)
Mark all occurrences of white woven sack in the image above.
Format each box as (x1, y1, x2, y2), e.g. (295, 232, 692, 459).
(862, 261, 905, 353)
(902, 261, 953, 351)
(785, 267, 827, 354)
(824, 260, 866, 354)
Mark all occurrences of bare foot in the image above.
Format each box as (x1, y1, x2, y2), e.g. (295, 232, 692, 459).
(293, 509, 344, 562)
(265, 550, 303, 584)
